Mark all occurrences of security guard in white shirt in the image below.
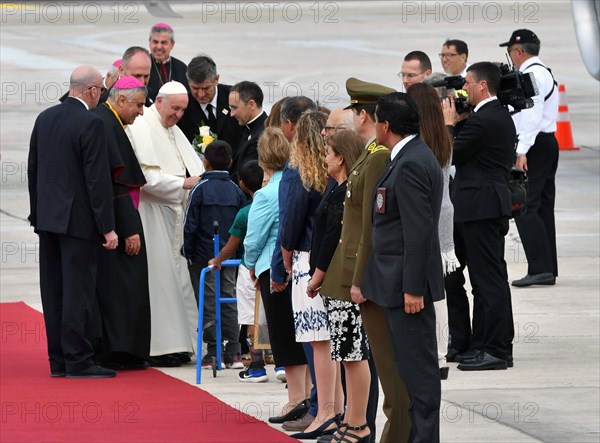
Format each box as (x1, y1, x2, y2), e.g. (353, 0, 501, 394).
(500, 29, 559, 287)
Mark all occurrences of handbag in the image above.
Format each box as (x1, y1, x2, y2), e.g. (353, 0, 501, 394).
(509, 167, 528, 218)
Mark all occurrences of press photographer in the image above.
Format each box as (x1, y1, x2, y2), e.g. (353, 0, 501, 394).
(442, 62, 516, 371)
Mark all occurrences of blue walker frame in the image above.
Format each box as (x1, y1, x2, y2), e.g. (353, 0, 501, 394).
(195, 222, 240, 384)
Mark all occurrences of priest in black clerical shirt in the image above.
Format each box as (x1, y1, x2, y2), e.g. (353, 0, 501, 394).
(228, 81, 268, 183)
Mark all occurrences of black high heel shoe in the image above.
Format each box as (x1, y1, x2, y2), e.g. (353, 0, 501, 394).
(318, 422, 347, 443)
(334, 423, 370, 443)
(268, 398, 310, 424)
(290, 413, 340, 440)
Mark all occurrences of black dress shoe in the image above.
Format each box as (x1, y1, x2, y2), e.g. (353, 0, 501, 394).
(268, 399, 310, 423)
(440, 366, 450, 380)
(101, 360, 149, 370)
(50, 364, 66, 377)
(507, 354, 514, 368)
(455, 349, 481, 363)
(457, 352, 507, 371)
(446, 348, 461, 362)
(149, 355, 182, 368)
(171, 352, 191, 364)
(512, 273, 555, 287)
(66, 365, 116, 379)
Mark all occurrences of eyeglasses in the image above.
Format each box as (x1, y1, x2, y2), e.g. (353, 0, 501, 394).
(439, 53, 459, 59)
(397, 72, 424, 79)
(323, 124, 350, 132)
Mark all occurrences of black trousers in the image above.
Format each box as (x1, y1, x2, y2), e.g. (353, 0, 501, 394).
(385, 303, 440, 443)
(461, 217, 514, 359)
(444, 222, 484, 353)
(259, 271, 306, 367)
(515, 132, 559, 276)
(38, 231, 98, 373)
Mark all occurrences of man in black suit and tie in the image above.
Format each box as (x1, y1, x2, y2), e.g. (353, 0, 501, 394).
(178, 55, 243, 153)
(445, 62, 517, 371)
(28, 66, 118, 379)
(362, 92, 444, 443)
(228, 81, 268, 183)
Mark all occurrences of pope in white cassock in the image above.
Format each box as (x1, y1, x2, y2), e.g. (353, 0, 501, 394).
(127, 81, 204, 367)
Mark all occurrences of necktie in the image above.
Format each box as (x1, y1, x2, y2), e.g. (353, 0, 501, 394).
(206, 103, 217, 130)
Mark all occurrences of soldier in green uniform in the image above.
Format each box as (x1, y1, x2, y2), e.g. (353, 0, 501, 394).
(321, 78, 411, 443)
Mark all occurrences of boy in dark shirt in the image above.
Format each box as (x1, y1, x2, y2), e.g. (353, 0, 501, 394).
(183, 141, 246, 368)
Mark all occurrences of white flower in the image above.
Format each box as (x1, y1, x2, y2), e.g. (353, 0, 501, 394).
(199, 125, 211, 137)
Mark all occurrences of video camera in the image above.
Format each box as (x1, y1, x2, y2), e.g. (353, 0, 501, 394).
(428, 75, 471, 114)
(497, 63, 538, 111)
(429, 64, 539, 113)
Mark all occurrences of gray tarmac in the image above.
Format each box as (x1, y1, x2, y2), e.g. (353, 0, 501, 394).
(1, 2, 599, 442)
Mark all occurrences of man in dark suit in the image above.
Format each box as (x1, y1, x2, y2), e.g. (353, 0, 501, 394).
(322, 79, 410, 443)
(28, 65, 118, 379)
(446, 62, 517, 371)
(178, 55, 243, 153)
(147, 23, 189, 102)
(228, 81, 268, 183)
(362, 92, 444, 443)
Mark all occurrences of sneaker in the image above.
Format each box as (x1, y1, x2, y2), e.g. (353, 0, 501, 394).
(238, 367, 268, 383)
(275, 366, 286, 382)
(201, 354, 215, 370)
(224, 353, 244, 369)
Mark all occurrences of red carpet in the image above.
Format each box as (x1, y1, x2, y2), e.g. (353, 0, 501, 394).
(0, 302, 296, 443)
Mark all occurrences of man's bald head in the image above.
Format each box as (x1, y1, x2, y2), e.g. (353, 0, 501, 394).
(69, 65, 103, 109)
(321, 108, 354, 140)
(119, 46, 151, 86)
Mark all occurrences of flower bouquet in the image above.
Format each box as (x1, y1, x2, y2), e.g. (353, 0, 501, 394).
(192, 124, 217, 158)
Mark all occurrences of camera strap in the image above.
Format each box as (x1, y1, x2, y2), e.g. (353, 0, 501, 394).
(525, 63, 558, 102)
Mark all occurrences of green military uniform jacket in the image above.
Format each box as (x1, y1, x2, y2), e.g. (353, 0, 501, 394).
(321, 137, 390, 302)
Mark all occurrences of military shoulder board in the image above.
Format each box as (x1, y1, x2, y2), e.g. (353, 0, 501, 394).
(367, 142, 388, 154)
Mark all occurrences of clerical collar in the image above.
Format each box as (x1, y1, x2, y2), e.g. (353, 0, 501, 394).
(245, 111, 263, 129)
(155, 57, 171, 65)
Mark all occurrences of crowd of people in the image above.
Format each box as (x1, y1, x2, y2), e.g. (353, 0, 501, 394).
(27, 22, 559, 443)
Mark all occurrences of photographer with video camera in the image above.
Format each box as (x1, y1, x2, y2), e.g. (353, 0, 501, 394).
(443, 62, 517, 371)
(500, 29, 559, 288)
